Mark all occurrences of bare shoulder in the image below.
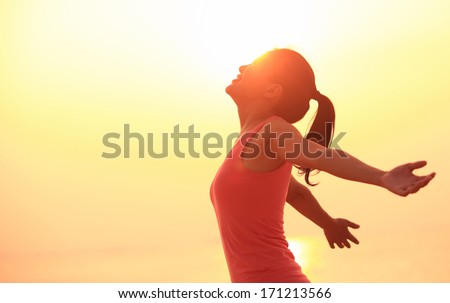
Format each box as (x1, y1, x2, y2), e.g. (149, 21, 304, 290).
(265, 116, 303, 136)
(260, 116, 304, 147)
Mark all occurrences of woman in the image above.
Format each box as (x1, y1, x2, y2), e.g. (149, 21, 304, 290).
(209, 48, 435, 283)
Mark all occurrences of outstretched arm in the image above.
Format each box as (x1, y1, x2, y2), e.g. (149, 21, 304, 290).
(269, 119, 436, 196)
(286, 174, 360, 249)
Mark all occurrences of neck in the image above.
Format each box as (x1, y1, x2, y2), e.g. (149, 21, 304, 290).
(237, 104, 274, 136)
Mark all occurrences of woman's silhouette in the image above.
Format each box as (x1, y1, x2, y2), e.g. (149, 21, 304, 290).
(209, 48, 435, 282)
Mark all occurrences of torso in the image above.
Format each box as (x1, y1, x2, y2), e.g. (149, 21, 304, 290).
(209, 116, 309, 282)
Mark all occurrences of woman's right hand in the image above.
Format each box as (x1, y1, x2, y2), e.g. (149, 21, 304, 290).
(323, 218, 360, 249)
(380, 161, 436, 197)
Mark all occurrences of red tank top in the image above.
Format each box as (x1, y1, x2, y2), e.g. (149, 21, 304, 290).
(210, 116, 310, 282)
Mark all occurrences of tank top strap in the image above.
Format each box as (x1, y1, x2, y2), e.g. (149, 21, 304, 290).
(236, 115, 282, 147)
(227, 116, 284, 158)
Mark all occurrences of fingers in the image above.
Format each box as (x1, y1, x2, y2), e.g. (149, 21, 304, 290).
(341, 229, 360, 247)
(343, 219, 360, 229)
(412, 176, 433, 193)
(328, 235, 359, 249)
(347, 233, 360, 245)
(326, 219, 362, 249)
(333, 239, 357, 249)
(404, 172, 436, 195)
(327, 238, 335, 249)
(408, 161, 427, 171)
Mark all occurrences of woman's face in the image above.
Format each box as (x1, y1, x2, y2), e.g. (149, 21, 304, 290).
(225, 52, 278, 103)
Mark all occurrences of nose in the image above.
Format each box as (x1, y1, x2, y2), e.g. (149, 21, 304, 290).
(239, 65, 249, 73)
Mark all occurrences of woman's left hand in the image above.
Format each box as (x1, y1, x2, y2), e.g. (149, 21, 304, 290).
(323, 218, 360, 249)
(380, 161, 436, 197)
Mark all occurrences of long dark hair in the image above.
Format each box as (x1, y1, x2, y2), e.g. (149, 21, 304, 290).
(298, 91, 335, 185)
(265, 49, 336, 185)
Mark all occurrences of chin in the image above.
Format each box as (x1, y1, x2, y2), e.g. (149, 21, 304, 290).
(225, 84, 235, 96)
(225, 86, 241, 105)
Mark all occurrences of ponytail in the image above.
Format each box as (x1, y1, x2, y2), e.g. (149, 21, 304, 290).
(295, 91, 335, 186)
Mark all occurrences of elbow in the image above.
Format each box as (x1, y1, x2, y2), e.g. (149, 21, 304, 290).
(286, 186, 310, 204)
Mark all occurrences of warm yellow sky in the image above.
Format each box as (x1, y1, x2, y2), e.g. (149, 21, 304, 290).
(1, 0, 449, 282)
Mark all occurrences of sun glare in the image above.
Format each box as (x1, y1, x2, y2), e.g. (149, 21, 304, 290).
(188, 1, 320, 83)
(287, 238, 312, 271)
